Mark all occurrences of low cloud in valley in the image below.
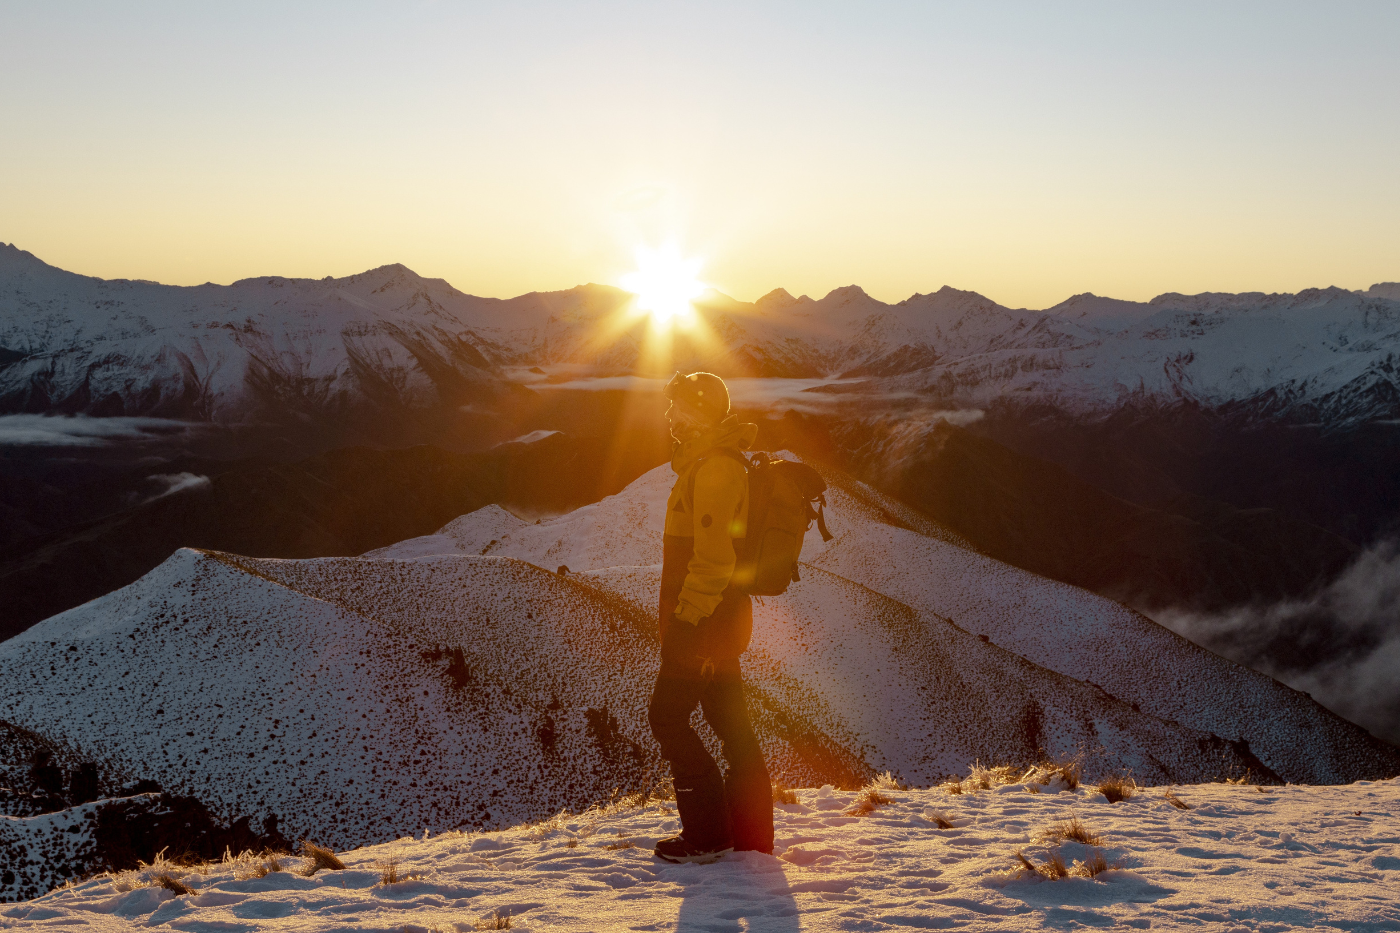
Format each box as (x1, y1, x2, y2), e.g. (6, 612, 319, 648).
(0, 414, 197, 447)
(1155, 542, 1400, 745)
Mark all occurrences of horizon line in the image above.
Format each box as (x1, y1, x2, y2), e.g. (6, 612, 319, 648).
(2, 241, 1396, 315)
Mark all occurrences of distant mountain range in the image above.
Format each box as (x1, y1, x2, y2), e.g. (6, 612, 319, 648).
(3, 243, 1398, 428)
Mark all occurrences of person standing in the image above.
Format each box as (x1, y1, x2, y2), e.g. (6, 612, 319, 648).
(648, 371, 773, 863)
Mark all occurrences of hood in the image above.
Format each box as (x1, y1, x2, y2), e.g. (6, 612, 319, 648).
(671, 415, 759, 474)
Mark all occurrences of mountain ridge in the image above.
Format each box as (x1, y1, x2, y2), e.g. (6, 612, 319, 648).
(5, 244, 1398, 427)
(9, 242, 1389, 311)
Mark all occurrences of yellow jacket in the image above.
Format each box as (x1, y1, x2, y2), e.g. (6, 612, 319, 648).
(664, 417, 759, 624)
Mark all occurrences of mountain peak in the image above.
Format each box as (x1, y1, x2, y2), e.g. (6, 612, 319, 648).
(366, 262, 417, 277)
(899, 285, 1000, 309)
(756, 288, 797, 310)
(933, 285, 997, 302)
(822, 285, 869, 302)
(1044, 292, 1152, 321)
(0, 243, 59, 272)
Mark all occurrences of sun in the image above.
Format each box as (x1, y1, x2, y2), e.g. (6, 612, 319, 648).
(620, 244, 706, 326)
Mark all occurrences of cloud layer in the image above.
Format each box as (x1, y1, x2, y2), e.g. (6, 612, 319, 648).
(0, 415, 196, 447)
(1155, 542, 1400, 745)
(524, 374, 986, 421)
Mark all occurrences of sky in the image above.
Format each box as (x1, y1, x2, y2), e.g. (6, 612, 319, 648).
(2, 1, 1398, 309)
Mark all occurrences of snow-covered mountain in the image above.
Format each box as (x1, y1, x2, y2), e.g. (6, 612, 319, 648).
(3, 457, 1393, 885)
(3, 242, 1398, 426)
(0, 244, 583, 422)
(373, 459, 1398, 785)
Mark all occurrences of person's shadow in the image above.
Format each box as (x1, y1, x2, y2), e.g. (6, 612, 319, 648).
(672, 851, 801, 933)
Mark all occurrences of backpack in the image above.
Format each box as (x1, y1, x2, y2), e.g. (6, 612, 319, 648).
(689, 450, 834, 596)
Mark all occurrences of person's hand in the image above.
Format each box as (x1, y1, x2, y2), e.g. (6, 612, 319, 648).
(662, 614, 714, 675)
(663, 614, 700, 657)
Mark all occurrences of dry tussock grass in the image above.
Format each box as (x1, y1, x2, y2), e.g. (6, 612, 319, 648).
(1056, 760, 1082, 791)
(772, 782, 798, 805)
(870, 771, 907, 792)
(848, 789, 893, 816)
(944, 757, 1082, 795)
(243, 856, 285, 880)
(1015, 849, 1068, 879)
(1097, 774, 1136, 803)
(107, 848, 200, 892)
(379, 858, 401, 885)
(1074, 851, 1116, 878)
(525, 811, 574, 840)
(1021, 757, 1082, 791)
(377, 856, 422, 885)
(940, 762, 1012, 794)
(925, 810, 954, 829)
(1040, 815, 1101, 846)
(223, 848, 288, 880)
(1164, 791, 1192, 810)
(1013, 846, 1119, 881)
(967, 763, 1020, 790)
(848, 772, 902, 815)
(475, 909, 512, 930)
(154, 874, 194, 896)
(299, 842, 345, 876)
(525, 782, 673, 841)
(103, 847, 295, 890)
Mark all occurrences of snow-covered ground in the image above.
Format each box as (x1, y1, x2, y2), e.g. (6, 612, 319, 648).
(7, 778, 1398, 932)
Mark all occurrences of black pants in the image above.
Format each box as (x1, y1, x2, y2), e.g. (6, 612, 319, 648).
(647, 657, 773, 853)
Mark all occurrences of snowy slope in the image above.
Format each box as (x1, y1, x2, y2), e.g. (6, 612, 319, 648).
(0, 797, 117, 900)
(377, 459, 1400, 785)
(0, 548, 876, 853)
(5, 242, 1400, 425)
(0, 534, 1263, 870)
(7, 778, 1399, 931)
(802, 469, 1397, 785)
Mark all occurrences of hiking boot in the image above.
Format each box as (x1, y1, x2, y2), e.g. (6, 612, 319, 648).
(653, 835, 733, 864)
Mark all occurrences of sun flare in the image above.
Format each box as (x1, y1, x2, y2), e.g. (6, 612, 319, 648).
(620, 244, 706, 326)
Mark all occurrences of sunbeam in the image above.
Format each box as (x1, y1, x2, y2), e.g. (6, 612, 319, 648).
(620, 244, 706, 328)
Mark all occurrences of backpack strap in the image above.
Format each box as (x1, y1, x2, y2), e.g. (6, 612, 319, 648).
(812, 493, 834, 542)
(683, 447, 751, 510)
